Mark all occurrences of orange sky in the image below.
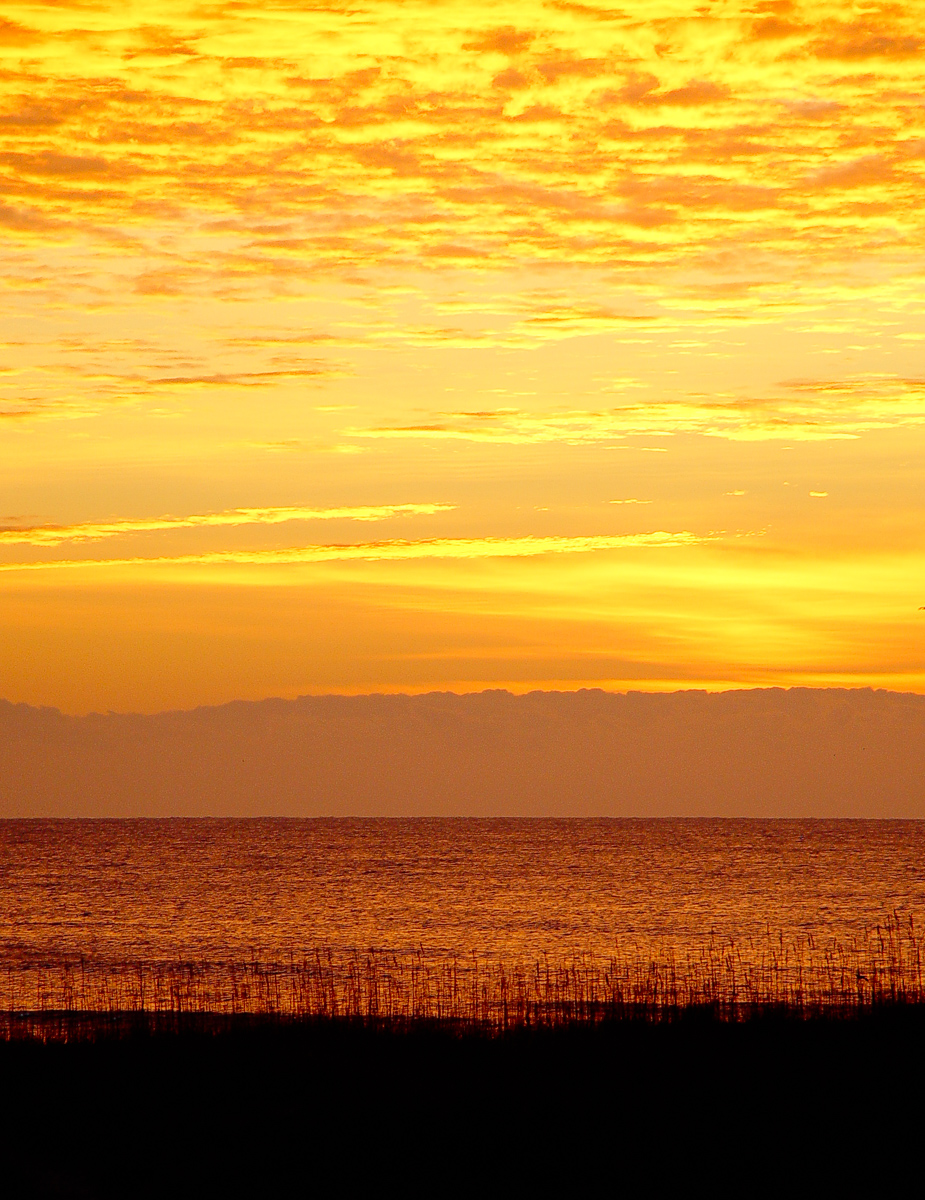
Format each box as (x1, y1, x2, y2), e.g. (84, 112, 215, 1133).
(2, 0, 924, 713)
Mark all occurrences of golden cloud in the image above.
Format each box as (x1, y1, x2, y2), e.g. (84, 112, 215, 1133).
(2, 0, 922, 298)
(0, 530, 705, 573)
(0, 503, 455, 547)
(348, 375, 925, 444)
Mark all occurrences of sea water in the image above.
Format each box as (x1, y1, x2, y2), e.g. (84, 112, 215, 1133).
(1, 819, 922, 967)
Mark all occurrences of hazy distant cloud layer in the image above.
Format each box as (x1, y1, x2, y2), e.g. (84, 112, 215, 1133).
(5, 690, 925, 817)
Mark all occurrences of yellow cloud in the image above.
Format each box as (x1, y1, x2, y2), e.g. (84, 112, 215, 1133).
(348, 376, 925, 444)
(0, 530, 704, 572)
(3, 0, 924, 299)
(0, 503, 455, 547)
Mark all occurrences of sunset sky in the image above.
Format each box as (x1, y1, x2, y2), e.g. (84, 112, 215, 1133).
(2, 0, 924, 714)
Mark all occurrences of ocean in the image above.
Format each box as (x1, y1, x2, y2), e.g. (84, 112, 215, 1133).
(2, 818, 923, 967)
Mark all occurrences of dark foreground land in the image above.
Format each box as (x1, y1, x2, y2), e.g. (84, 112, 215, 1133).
(3, 1009, 923, 1197)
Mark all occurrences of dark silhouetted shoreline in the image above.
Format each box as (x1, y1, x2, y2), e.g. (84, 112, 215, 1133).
(3, 1007, 923, 1196)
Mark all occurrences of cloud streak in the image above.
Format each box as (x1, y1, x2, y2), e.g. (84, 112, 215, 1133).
(0, 531, 704, 572)
(349, 377, 925, 444)
(0, 504, 454, 547)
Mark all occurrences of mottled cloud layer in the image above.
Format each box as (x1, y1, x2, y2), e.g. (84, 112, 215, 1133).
(3, 0, 925, 435)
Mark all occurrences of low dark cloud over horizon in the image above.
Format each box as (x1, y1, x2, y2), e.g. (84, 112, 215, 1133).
(3, 686, 923, 819)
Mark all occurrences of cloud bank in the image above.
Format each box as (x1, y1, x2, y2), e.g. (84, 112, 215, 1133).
(3, 688, 924, 817)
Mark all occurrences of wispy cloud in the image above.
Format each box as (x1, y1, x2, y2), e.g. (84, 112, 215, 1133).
(0, 504, 454, 547)
(348, 377, 925, 445)
(0, 531, 704, 572)
(145, 367, 344, 388)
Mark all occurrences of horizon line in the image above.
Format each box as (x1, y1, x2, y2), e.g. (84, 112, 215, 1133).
(5, 681, 925, 720)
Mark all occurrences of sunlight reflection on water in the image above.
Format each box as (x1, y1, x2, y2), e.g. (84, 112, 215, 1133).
(1, 819, 923, 965)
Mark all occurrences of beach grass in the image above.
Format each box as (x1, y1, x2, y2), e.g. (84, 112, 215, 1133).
(4, 915, 923, 1194)
(2, 912, 922, 1037)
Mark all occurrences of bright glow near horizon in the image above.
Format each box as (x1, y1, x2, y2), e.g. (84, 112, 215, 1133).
(2, 0, 924, 713)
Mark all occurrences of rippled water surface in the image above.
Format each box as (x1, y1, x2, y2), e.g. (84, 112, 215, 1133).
(1, 820, 923, 964)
